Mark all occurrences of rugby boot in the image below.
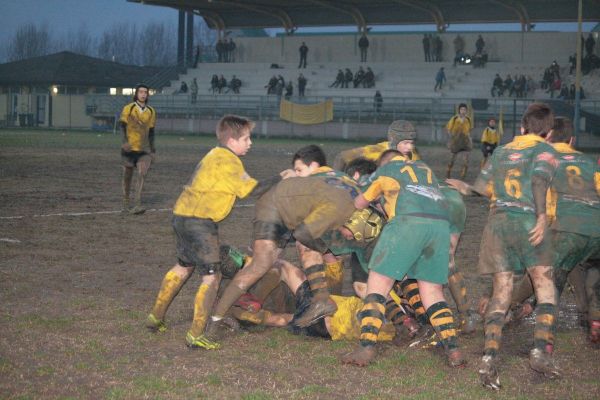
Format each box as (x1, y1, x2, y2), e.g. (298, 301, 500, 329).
(478, 355, 501, 390)
(293, 297, 337, 328)
(145, 313, 167, 333)
(341, 346, 377, 367)
(447, 348, 467, 368)
(185, 332, 220, 350)
(205, 316, 241, 341)
(529, 348, 561, 379)
(589, 320, 600, 344)
(408, 325, 436, 348)
(122, 197, 131, 213)
(130, 204, 146, 215)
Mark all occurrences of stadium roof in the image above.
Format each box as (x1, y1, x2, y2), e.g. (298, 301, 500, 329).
(130, 0, 600, 32)
(0, 52, 162, 87)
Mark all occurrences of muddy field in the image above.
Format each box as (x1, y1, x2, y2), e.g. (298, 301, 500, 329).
(1, 130, 599, 399)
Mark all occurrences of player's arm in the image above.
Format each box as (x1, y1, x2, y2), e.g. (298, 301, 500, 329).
(528, 151, 558, 246)
(356, 177, 384, 209)
(120, 122, 131, 152)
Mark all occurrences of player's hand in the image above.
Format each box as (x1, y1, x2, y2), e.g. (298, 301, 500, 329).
(445, 179, 472, 195)
(121, 142, 132, 152)
(280, 169, 296, 179)
(528, 214, 547, 246)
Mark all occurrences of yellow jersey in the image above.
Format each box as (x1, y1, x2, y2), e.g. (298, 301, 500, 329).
(446, 115, 472, 136)
(119, 102, 156, 152)
(173, 147, 257, 222)
(328, 295, 395, 341)
(481, 127, 500, 145)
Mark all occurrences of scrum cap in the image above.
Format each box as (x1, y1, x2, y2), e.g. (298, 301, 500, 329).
(387, 120, 417, 148)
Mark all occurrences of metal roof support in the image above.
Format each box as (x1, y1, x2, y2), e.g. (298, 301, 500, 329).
(392, 1, 446, 32)
(306, 0, 367, 32)
(209, 1, 296, 33)
(490, 0, 531, 31)
(194, 10, 226, 38)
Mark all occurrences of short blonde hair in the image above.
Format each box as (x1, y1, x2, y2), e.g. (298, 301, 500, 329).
(216, 115, 256, 145)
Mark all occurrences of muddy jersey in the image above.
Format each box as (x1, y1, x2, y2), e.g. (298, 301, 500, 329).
(475, 134, 557, 214)
(173, 146, 257, 222)
(310, 166, 361, 199)
(119, 102, 156, 152)
(270, 177, 356, 239)
(362, 156, 448, 220)
(440, 184, 466, 234)
(547, 143, 600, 237)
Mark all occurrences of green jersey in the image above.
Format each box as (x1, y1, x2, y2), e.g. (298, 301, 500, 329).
(548, 143, 600, 237)
(363, 156, 448, 220)
(440, 184, 466, 234)
(475, 134, 557, 214)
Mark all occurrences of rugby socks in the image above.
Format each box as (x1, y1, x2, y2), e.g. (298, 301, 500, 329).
(358, 293, 386, 347)
(533, 303, 557, 353)
(305, 264, 330, 300)
(150, 270, 185, 321)
(122, 168, 133, 208)
(385, 300, 408, 326)
(401, 279, 429, 325)
(189, 281, 219, 338)
(448, 270, 469, 315)
(324, 259, 344, 295)
(427, 301, 459, 351)
(483, 312, 505, 357)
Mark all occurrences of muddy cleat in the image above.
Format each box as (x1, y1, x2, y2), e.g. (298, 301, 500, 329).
(408, 325, 436, 348)
(529, 348, 561, 379)
(129, 205, 146, 215)
(341, 346, 377, 367)
(459, 310, 478, 335)
(478, 355, 501, 390)
(589, 320, 600, 344)
(447, 348, 467, 368)
(294, 298, 337, 328)
(185, 332, 220, 350)
(145, 313, 167, 333)
(205, 316, 240, 341)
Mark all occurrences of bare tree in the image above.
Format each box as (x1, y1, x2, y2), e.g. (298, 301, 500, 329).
(65, 25, 96, 56)
(139, 22, 176, 66)
(7, 23, 53, 61)
(97, 23, 139, 64)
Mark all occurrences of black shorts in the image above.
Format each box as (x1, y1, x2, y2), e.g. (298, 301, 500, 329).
(481, 142, 497, 157)
(172, 215, 220, 275)
(121, 150, 150, 167)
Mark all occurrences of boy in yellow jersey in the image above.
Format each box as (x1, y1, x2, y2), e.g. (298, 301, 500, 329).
(446, 103, 473, 179)
(481, 118, 501, 168)
(119, 84, 156, 214)
(145, 115, 292, 349)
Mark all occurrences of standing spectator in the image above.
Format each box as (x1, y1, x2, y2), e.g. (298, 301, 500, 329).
(558, 84, 569, 100)
(423, 34, 431, 62)
(585, 34, 596, 57)
(569, 54, 577, 75)
(265, 75, 278, 94)
(298, 73, 307, 97)
(190, 78, 198, 103)
(228, 38, 236, 63)
(453, 34, 465, 64)
(330, 69, 344, 88)
(275, 78, 284, 99)
(547, 75, 561, 98)
(284, 81, 293, 99)
(216, 39, 224, 63)
(119, 84, 156, 214)
(434, 67, 446, 91)
(475, 35, 485, 54)
(359, 33, 369, 62)
(491, 73, 504, 97)
(344, 68, 353, 88)
(298, 42, 308, 68)
(434, 35, 443, 61)
(210, 75, 219, 94)
(218, 75, 227, 94)
(193, 45, 201, 67)
(550, 60, 561, 80)
(179, 81, 188, 94)
(373, 90, 383, 115)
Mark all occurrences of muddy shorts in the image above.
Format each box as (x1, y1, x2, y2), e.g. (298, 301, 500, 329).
(172, 215, 220, 274)
(444, 189, 466, 234)
(369, 216, 450, 284)
(478, 211, 553, 275)
(550, 231, 600, 272)
(121, 150, 151, 168)
(481, 142, 497, 157)
(447, 134, 473, 153)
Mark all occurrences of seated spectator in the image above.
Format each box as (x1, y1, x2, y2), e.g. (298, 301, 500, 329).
(491, 73, 504, 97)
(210, 74, 219, 94)
(569, 84, 586, 100)
(472, 51, 488, 68)
(284, 81, 293, 99)
(503, 74, 513, 96)
(558, 84, 569, 100)
(547, 76, 561, 98)
(353, 66, 365, 88)
(217, 75, 227, 94)
(344, 68, 353, 88)
(179, 81, 188, 94)
(363, 67, 375, 88)
(265, 75, 278, 95)
(226, 75, 242, 94)
(330, 69, 345, 88)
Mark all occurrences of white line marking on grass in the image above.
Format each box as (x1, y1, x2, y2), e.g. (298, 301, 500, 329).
(0, 204, 255, 220)
(0, 238, 21, 243)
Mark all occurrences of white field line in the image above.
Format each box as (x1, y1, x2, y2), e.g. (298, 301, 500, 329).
(0, 204, 255, 220)
(0, 238, 21, 243)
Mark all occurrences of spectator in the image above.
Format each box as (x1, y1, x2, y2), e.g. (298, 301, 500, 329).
(503, 74, 513, 96)
(585, 33, 595, 57)
(193, 45, 201, 67)
(344, 68, 353, 88)
(423, 34, 431, 62)
(453, 34, 465, 64)
(359, 33, 369, 62)
(558, 84, 569, 100)
(526, 75, 536, 96)
(472, 51, 488, 68)
(353, 66, 365, 88)
(226, 75, 241, 94)
(179, 81, 188, 94)
(190, 78, 198, 103)
(275, 78, 284, 98)
(364, 67, 375, 88)
(550, 60, 561, 80)
(570, 84, 586, 100)
(491, 73, 504, 97)
(216, 39, 224, 63)
(434, 35, 443, 61)
(265, 76, 278, 94)
(373, 91, 383, 114)
(218, 75, 227, 94)
(298, 42, 308, 68)
(210, 75, 219, 94)
(547, 75, 561, 98)
(434, 67, 446, 91)
(569, 54, 577, 75)
(284, 81, 293, 99)
(227, 38, 236, 63)
(298, 74, 307, 97)
(330, 69, 345, 88)
(475, 35, 485, 53)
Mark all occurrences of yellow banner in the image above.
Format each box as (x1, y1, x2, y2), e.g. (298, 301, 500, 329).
(279, 99, 333, 125)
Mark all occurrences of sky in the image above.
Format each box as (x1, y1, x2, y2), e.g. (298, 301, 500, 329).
(0, 0, 597, 44)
